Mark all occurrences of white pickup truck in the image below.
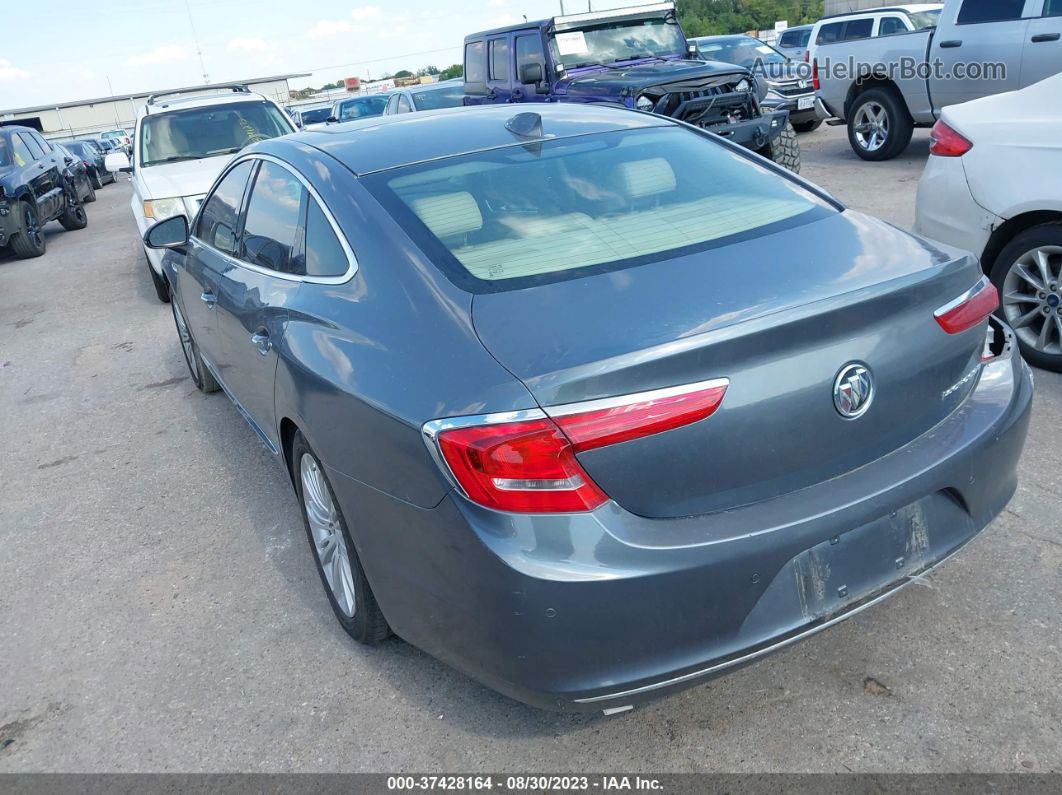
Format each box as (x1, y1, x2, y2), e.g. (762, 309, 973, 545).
(815, 0, 1061, 160)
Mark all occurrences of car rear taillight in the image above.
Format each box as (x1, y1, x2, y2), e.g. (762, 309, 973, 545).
(812, 58, 820, 90)
(929, 120, 972, 157)
(803, 50, 810, 62)
(935, 276, 999, 334)
(428, 379, 729, 513)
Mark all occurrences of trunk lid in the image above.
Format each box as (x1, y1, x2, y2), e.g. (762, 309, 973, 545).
(471, 211, 987, 518)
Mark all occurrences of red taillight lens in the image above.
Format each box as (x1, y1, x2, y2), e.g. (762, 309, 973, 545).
(803, 50, 810, 62)
(935, 277, 999, 334)
(929, 120, 972, 157)
(432, 379, 728, 513)
(812, 58, 820, 90)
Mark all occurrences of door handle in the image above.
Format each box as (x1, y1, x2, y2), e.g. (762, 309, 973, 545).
(251, 330, 271, 355)
(1031, 32, 1060, 42)
(939, 39, 962, 48)
(200, 291, 217, 307)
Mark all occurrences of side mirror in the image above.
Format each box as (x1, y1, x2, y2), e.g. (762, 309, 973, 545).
(518, 62, 544, 85)
(325, 115, 338, 124)
(105, 151, 132, 173)
(63, 156, 74, 165)
(144, 215, 189, 252)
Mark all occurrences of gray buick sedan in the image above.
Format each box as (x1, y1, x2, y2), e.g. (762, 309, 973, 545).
(145, 104, 1032, 712)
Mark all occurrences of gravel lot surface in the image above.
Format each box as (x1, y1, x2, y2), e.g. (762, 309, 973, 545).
(1, 125, 1059, 773)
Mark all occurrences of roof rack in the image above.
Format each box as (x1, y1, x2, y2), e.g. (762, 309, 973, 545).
(820, 6, 924, 18)
(146, 84, 251, 106)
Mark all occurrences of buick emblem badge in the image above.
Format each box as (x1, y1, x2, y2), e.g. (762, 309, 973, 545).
(834, 363, 874, 418)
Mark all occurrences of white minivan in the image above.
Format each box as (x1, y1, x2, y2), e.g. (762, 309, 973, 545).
(106, 84, 295, 302)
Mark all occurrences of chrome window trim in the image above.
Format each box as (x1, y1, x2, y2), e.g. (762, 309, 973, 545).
(934, 274, 991, 318)
(189, 152, 359, 285)
(545, 377, 730, 418)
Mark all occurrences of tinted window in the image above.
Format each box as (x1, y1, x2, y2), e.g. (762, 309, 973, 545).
(489, 38, 510, 81)
(878, 16, 907, 34)
(32, 133, 52, 153)
(778, 30, 801, 46)
(465, 41, 486, 83)
(411, 85, 465, 110)
(299, 106, 332, 124)
(516, 34, 545, 74)
(20, 133, 45, 160)
(196, 160, 253, 255)
(1046, 0, 1062, 15)
(365, 126, 832, 292)
(8, 134, 33, 167)
(240, 161, 304, 273)
(843, 19, 874, 39)
(817, 22, 844, 43)
(957, 0, 1025, 23)
(304, 200, 348, 277)
(337, 95, 388, 121)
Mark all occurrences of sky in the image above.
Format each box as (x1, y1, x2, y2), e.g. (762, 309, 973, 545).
(0, 0, 568, 110)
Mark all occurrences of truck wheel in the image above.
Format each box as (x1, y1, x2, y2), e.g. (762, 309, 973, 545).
(758, 120, 800, 174)
(990, 222, 1062, 373)
(792, 119, 822, 133)
(58, 184, 88, 231)
(847, 87, 913, 161)
(10, 202, 46, 259)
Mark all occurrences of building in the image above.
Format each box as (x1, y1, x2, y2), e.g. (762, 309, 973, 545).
(0, 73, 309, 140)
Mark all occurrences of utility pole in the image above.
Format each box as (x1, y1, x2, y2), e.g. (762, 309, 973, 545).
(184, 0, 210, 84)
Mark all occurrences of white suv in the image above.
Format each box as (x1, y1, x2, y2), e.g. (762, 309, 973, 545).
(105, 84, 295, 302)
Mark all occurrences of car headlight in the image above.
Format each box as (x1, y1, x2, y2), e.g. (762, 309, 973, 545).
(143, 197, 186, 221)
(635, 94, 655, 112)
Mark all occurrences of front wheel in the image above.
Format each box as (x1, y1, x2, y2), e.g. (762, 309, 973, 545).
(991, 223, 1062, 372)
(758, 120, 800, 173)
(293, 431, 390, 645)
(846, 88, 913, 161)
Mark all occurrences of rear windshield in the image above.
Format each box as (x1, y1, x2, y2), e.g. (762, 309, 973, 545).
(300, 107, 333, 123)
(412, 85, 466, 111)
(139, 100, 294, 167)
(363, 126, 833, 292)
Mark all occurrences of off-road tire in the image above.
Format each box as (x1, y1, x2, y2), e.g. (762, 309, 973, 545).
(847, 87, 913, 162)
(759, 120, 800, 173)
(58, 185, 88, 231)
(10, 202, 46, 259)
(793, 118, 823, 133)
(292, 430, 391, 645)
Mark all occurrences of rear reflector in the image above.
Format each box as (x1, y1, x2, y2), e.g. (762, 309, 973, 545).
(935, 276, 999, 334)
(812, 58, 820, 91)
(929, 120, 972, 157)
(427, 379, 728, 513)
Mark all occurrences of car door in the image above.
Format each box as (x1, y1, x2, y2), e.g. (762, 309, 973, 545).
(1022, 0, 1062, 85)
(182, 159, 256, 372)
(487, 34, 514, 102)
(18, 133, 61, 221)
(513, 30, 550, 102)
(931, 0, 1031, 108)
(212, 157, 305, 452)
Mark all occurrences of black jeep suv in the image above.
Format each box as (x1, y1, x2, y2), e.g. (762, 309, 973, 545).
(0, 125, 88, 259)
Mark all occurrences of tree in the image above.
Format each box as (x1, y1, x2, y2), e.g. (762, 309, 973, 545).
(677, 0, 823, 36)
(394, 69, 413, 78)
(416, 65, 440, 77)
(439, 63, 463, 80)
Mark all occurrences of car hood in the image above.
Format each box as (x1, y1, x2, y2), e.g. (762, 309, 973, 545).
(138, 155, 235, 199)
(556, 59, 749, 96)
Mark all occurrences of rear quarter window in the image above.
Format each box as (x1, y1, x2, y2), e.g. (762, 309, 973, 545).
(465, 41, 486, 84)
(363, 126, 834, 293)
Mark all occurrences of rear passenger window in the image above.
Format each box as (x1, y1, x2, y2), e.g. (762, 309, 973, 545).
(1045, 0, 1062, 14)
(20, 133, 45, 160)
(197, 160, 253, 255)
(9, 134, 33, 167)
(878, 17, 907, 35)
(241, 161, 304, 274)
(489, 38, 510, 81)
(465, 41, 486, 84)
(843, 19, 874, 39)
(817, 22, 844, 43)
(304, 200, 348, 277)
(957, 0, 1025, 23)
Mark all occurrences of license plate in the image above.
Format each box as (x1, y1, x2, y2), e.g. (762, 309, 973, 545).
(798, 96, 815, 110)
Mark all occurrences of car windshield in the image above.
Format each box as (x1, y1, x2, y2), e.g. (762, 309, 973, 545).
(102, 130, 125, 139)
(139, 101, 294, 167)
(412, 85, 466, 111)
(300, 106, 333, 124)
(550, 17, 686, 68)
(696, 37, 788, 67)
(336, 96, 388, 121)
(909, 9, 942, 28)
(363, 126, 832, 292)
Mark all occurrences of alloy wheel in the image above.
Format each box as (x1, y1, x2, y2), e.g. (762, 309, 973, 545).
(1002, 245, 1062, 356)
(23, 205, 43, 249)
(301, 453, 357, 618)
(853, 102, 889, 153)
(171, 301, 200, 382)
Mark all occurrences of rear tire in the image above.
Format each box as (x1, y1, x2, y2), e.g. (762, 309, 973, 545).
(990, 222, 1062, 373)
(58, 184, 88, 231)
(10, 202, 46, 259)
(792, 118, 822, 133)
(90, 170, 103, 190)
(292, 431, 391, 645)
(846, 87, 913, 161)
(170, 297, 219, 392)
(758, 120, 800, 173)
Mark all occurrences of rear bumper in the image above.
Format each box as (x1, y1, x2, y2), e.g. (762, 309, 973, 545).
(331, 338, 1031, 712)
(914, 154, 999, 259)
(761, 94, 819, 125)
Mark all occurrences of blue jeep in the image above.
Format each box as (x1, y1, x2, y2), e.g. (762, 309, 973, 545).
(463, 2, 799, 172)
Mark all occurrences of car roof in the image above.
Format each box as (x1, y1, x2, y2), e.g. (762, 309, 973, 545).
(779, 23, 813, 31)
(405, 80, 463, 95)
(141, 90, 275, 116)
(691, 34, 758, 42)
(465, 20, 548, 39)
(274, 103, 673, 177)
(819, 4, 940, 19)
